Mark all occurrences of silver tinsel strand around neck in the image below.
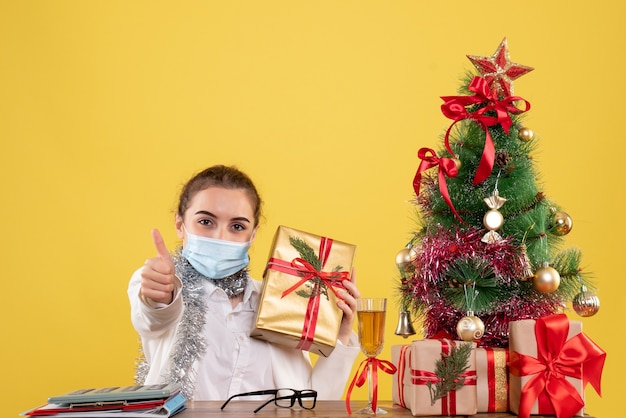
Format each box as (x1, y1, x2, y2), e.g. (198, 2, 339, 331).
(134, 248, 249, 400)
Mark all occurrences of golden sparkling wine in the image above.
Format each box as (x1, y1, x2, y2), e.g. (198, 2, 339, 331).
(357, 310, 386, 357)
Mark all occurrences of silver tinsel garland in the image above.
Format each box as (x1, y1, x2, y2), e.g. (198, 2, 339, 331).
(134, 248, 249, 400)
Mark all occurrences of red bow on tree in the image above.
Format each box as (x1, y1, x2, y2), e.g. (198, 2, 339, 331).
(413, 147, 465, 224)
(440, 76, 530, 186)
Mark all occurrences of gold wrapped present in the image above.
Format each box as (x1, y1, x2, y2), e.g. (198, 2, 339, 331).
(252, 225, 356, 357)
(391, 339, 477, 416)
(475, 347, 509, 413)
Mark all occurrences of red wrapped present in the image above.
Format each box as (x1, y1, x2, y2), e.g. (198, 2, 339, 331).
(252, 225, 355, 357)
(508, 314, 606, 418)
(475, 347, 509, 413)
(391, 339, 477, 416)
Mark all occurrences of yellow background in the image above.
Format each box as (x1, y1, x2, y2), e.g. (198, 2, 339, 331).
(1, 1, 623, 416)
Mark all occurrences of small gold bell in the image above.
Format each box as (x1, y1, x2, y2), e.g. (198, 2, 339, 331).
(394, 310, 417, 338)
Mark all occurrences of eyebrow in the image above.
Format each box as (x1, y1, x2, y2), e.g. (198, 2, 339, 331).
(194, 210, 251, 224)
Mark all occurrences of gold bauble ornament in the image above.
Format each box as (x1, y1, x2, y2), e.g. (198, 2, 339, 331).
(395, 247, 417, 277)
(452, 158, 462, 171)
(456, 313, 485, 342)
(550, 211, 573, 236)
(572, 285, 600, 317)
(395, 247, 411, 266)
(533, 264, 561, 293)
(518, 127, 534, 142)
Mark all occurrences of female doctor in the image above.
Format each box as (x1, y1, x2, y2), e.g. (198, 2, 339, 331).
(128, 165, 360, 401)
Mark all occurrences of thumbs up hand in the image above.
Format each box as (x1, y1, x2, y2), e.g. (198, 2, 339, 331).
(140, 229, 178, 305)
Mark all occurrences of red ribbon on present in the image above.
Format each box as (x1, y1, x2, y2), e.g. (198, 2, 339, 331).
(410, 339, 477, 415)
(396, 345, 411, 408)
(273, 258, 348, 299)
(482, 347, 509, 412)
(508, 314, 606, 418)
(441, 76, 531, 186)
(266, 236, 349, 351)
(346, 357, 397, 415)
(413, 147, 465, 224)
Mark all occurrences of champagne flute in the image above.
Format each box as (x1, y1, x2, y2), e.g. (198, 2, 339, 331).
(356, 298, 387, 415)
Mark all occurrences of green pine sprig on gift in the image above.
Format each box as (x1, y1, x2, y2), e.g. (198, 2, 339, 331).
(290, 236, 323, 270)
(427, 342, 473, 406)
(289, 236, 343, 300)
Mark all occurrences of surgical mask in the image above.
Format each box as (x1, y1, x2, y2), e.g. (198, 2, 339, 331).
(182, 229, 251, 279)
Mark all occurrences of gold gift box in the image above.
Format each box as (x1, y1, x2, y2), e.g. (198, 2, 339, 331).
(252, 225, 356, 357)
(391, 339, 478, 416)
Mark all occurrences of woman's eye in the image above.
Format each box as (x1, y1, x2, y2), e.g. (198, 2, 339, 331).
(232, 223, 245, 231)
(198, 219, 212, 226)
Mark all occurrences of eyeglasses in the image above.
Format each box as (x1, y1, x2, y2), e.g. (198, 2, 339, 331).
(220, 388, 317, 413)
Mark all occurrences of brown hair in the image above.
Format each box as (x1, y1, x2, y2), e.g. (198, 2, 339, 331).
(177, 165, 263, 226)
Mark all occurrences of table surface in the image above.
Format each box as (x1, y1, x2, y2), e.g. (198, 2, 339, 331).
(178, 400, 595, 417)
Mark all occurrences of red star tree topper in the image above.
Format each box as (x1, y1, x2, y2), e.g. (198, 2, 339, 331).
(467, 37, 534, 96)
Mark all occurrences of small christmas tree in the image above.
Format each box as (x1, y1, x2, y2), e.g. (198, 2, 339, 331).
(397, 38, 600, 347)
